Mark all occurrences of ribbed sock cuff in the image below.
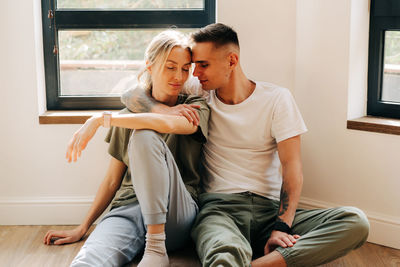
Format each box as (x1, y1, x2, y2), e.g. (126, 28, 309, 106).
(143, 212, 167, 225)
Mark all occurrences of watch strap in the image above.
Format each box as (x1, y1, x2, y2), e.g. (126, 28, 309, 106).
(273, 221, 292, 234)
(102, 111, 112, 128)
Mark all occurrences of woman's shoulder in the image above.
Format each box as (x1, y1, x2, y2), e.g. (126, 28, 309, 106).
(120, 84, 147, 108)
(178, 94, 208, 107)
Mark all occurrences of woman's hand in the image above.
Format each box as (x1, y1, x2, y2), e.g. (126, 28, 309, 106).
(43, 225, 86, 245)
(66, 116, 102, 162)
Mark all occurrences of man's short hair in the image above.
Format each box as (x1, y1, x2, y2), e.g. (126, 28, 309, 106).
(192, 23, 239, 48)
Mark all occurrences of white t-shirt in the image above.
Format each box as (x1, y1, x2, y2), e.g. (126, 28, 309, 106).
(202, 81, 307, 200)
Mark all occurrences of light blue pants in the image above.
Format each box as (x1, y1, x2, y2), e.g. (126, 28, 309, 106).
(71, 130, 198, 266)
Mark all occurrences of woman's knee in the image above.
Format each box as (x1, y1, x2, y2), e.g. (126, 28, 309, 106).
(71, 206, 145, 266)
(129, 129, 159, 148)
(128, 129, 164, 156)
(71, 243, 136, 267)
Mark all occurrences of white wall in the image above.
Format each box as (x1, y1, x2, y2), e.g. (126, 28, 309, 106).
(1, 0, 399, 248)
(295, 0, 400, 248)
(218, 0, 297, 91)
(0, 0, 110, 224)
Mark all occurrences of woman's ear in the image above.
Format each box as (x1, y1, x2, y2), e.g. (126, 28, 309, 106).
(146, 60, 152, 74)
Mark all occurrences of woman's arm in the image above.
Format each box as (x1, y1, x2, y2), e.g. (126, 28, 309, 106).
(43, 157, 126, 245)
(108, 113, 198, 134)
(66, 112, 198, 162)
(121, 86, 200, 125)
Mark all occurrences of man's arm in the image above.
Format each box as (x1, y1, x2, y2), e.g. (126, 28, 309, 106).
(264, 135, 303, 254)
(121, 86, 158, 113)
(276, 135, 303, 226)
(43, 157, 126, 245)
(121, 87, 200, 125)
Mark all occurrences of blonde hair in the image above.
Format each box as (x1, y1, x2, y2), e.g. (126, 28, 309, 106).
(137, 30, 192, 91)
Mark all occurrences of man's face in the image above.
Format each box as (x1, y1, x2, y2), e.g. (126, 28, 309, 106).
(192, 42, 231, 90)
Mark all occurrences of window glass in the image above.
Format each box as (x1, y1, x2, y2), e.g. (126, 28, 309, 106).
(381, 31, 400, 103)
(57, 0, 204, 9)
(59, 29, 193, 96)
(42, 0, 215, 109)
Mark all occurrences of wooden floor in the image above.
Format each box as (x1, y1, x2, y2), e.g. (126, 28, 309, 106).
(1, 225, 399, 267)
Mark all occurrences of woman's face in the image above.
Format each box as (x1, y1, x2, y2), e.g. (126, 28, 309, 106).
(150, 46, 192, 102)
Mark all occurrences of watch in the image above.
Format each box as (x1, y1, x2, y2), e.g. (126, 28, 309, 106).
(102, 111, 112, 128)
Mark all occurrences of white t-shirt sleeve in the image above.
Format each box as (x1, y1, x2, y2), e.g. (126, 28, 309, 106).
(271, 88, 307, 143)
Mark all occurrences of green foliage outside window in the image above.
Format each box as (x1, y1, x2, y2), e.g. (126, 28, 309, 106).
(384, 31, 400, 65)
(59, 29, 193, 61)
(57, 0, 203, 9)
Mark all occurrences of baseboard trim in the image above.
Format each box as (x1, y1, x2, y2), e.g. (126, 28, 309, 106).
(299, 197, 400, 249)
(0, 197, 96, 225)
(1, 196, 399, 249)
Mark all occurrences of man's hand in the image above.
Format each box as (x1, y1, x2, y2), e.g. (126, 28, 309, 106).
(66, 116, 102, 162)
(121, 87, 201, 125)
(264, 230, 301, 255)
(43, 226, 86, 245)
(163, 104, 201, 126)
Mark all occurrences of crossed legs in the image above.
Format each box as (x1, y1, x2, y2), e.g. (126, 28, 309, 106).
(71, 129, 198, 267)
(192, 193, 369, 267)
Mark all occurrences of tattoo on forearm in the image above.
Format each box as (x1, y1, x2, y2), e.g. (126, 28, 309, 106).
(278, 181, 289, 217)
(122, 88, 157, 113)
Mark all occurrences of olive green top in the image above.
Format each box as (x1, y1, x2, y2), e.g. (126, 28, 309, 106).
(105, 94, 210, 210)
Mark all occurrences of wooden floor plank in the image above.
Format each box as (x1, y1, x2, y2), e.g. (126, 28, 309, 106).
(0, 225, 399, 266)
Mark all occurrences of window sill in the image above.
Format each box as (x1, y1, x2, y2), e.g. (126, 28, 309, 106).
(39, 113, 400, 133)
(347, 116, 400, 135)
(39, 111, 107, 124)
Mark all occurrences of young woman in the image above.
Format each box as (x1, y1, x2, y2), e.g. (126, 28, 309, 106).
(43, 30, 209, 267)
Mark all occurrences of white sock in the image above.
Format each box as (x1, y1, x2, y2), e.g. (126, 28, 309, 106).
(138, 232, 169, 267)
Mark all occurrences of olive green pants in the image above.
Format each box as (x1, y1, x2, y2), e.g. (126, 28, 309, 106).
(191, 192, 369, 267)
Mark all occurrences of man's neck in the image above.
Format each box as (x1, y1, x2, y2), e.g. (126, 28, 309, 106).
(216, 67, 255, 105)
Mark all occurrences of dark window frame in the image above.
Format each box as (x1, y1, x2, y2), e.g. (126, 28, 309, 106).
(367, 0, 400, 119)
(41, 0, 216, 110)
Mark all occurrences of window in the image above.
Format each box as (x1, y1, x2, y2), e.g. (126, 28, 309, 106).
(368, 0, 400, 119)
(41, 0, 215, 110)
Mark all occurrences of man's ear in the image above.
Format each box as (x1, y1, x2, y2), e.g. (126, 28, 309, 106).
(228, 52, 239, 68)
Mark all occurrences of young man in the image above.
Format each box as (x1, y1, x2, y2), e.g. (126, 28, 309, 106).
(123, 23, 369, 267)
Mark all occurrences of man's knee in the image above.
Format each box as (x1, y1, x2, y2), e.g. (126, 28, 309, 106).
(340, 206, 370, 245)
(192, 216, 252, 267)
(202, 240, 251, 267)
